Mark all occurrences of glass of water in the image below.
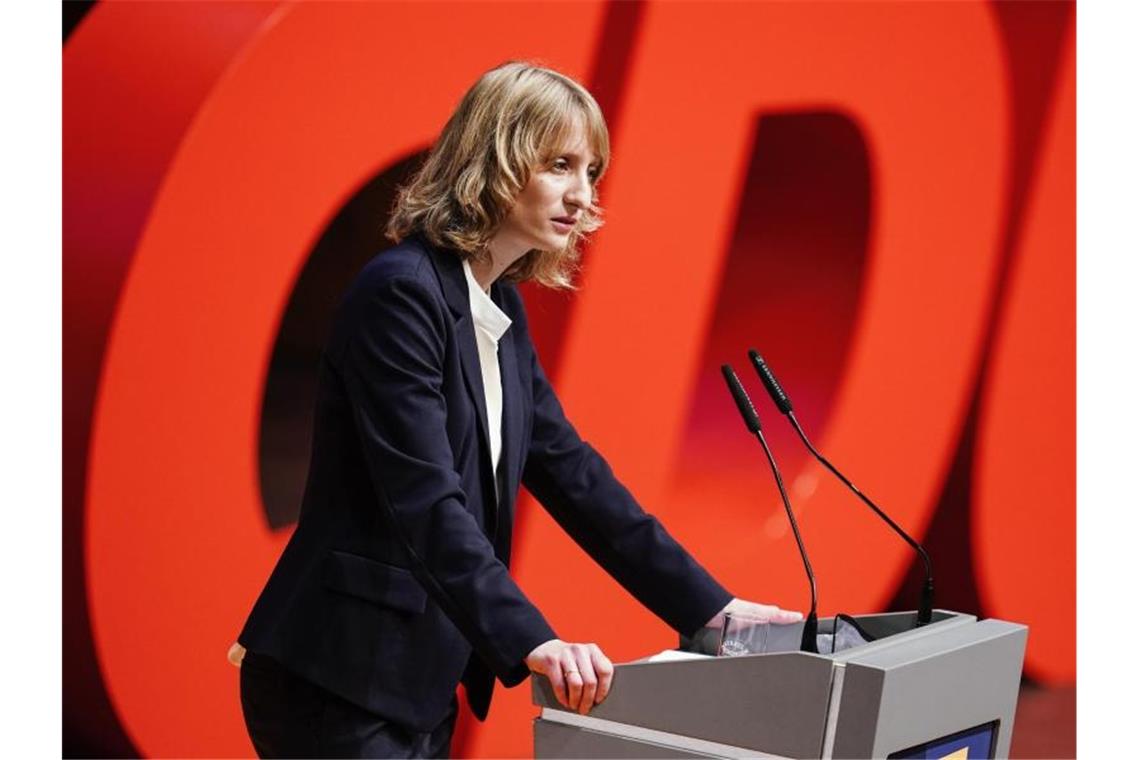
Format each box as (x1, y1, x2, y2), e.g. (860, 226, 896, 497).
(718, 611, 771, 656)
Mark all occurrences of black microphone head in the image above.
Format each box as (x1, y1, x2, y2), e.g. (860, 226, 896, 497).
(748, 349, 793, 414)
(721, 364, 762, 434)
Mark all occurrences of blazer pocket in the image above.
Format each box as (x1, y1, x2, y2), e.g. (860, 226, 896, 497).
(322, 550, 428, 614)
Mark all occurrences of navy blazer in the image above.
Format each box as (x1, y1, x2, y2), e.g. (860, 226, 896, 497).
(237, 235, 731, 731)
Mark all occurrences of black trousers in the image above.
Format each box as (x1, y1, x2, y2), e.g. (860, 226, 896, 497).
(240, 650, 458, 759)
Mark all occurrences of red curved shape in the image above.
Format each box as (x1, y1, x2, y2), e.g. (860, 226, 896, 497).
(64, 1, 283, 752)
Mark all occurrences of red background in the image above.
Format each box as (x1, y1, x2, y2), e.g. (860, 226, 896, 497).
(63, 2, 1074, 756)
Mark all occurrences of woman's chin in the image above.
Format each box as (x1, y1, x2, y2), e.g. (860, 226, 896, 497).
(543, 234, 573, 252)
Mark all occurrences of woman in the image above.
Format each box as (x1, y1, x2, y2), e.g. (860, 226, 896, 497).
(233, 61, 801, 758)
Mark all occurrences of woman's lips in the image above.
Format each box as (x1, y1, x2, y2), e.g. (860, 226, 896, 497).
(551, 218, 576, 234)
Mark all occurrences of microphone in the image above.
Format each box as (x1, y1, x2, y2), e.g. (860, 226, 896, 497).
(721, 365, 819, 653)
(747, 349, 935, 626)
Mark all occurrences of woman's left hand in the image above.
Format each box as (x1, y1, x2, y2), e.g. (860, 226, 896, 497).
(704, 598, 804, 629)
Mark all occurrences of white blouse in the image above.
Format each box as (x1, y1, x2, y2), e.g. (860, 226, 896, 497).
(461, 259, 512, 502)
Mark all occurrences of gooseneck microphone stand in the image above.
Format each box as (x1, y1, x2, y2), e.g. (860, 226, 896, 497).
(721, 365, 819, 653)
(748, 349, 934, 626)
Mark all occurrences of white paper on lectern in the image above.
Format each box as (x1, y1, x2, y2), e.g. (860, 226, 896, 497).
(636, 649, 714, 664)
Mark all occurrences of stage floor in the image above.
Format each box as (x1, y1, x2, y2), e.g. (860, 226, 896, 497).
(1010, 684, 1075, 759)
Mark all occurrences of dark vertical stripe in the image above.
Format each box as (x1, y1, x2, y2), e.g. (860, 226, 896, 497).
(886, 2, 1075, 634)
(585, 0, 647, 144)
(519, 0, 647, 382)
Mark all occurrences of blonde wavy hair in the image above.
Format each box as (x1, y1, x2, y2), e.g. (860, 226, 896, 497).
(386, 61, 610, 289)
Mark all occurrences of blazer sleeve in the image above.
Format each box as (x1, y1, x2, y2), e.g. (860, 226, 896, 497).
(519, 323, 734, 638)
(338, 273, 555, 687)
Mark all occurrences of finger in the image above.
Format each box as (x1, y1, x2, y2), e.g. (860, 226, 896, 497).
(575, 646, 597, 715)
(562, 651, 583, 712)
(750, 604, 780, 621)
(590, 644, 614, 704)
(773, 608, 804, 623)
(545, 657, 569, 709)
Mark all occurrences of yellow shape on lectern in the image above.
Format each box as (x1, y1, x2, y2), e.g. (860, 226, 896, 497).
(935, 747, 969, 760)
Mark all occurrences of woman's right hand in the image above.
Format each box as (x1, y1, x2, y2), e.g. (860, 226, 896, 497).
(525, 639, 614, 714)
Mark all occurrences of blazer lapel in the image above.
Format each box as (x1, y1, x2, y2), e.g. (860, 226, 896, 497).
(423, 239, 496, 509)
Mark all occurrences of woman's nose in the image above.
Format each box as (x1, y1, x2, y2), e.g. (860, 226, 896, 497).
(565, 169, 591, 207)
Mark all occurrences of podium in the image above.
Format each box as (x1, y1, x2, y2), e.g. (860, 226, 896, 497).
(531, 610, 1027, 759)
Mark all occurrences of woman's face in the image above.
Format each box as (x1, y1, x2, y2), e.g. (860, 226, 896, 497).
(493, 119, 600, 258)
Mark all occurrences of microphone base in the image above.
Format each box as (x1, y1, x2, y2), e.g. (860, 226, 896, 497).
(917, 579, 935, 627)
(800, 613, 820, 654)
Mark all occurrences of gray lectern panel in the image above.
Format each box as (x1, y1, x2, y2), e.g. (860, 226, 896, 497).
(831, 619, 1027, 758)
(533, 652, 836, 758)
(535, 718, 722, 759)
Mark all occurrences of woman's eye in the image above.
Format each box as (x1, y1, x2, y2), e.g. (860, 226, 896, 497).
(551, 159, 570, 172)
